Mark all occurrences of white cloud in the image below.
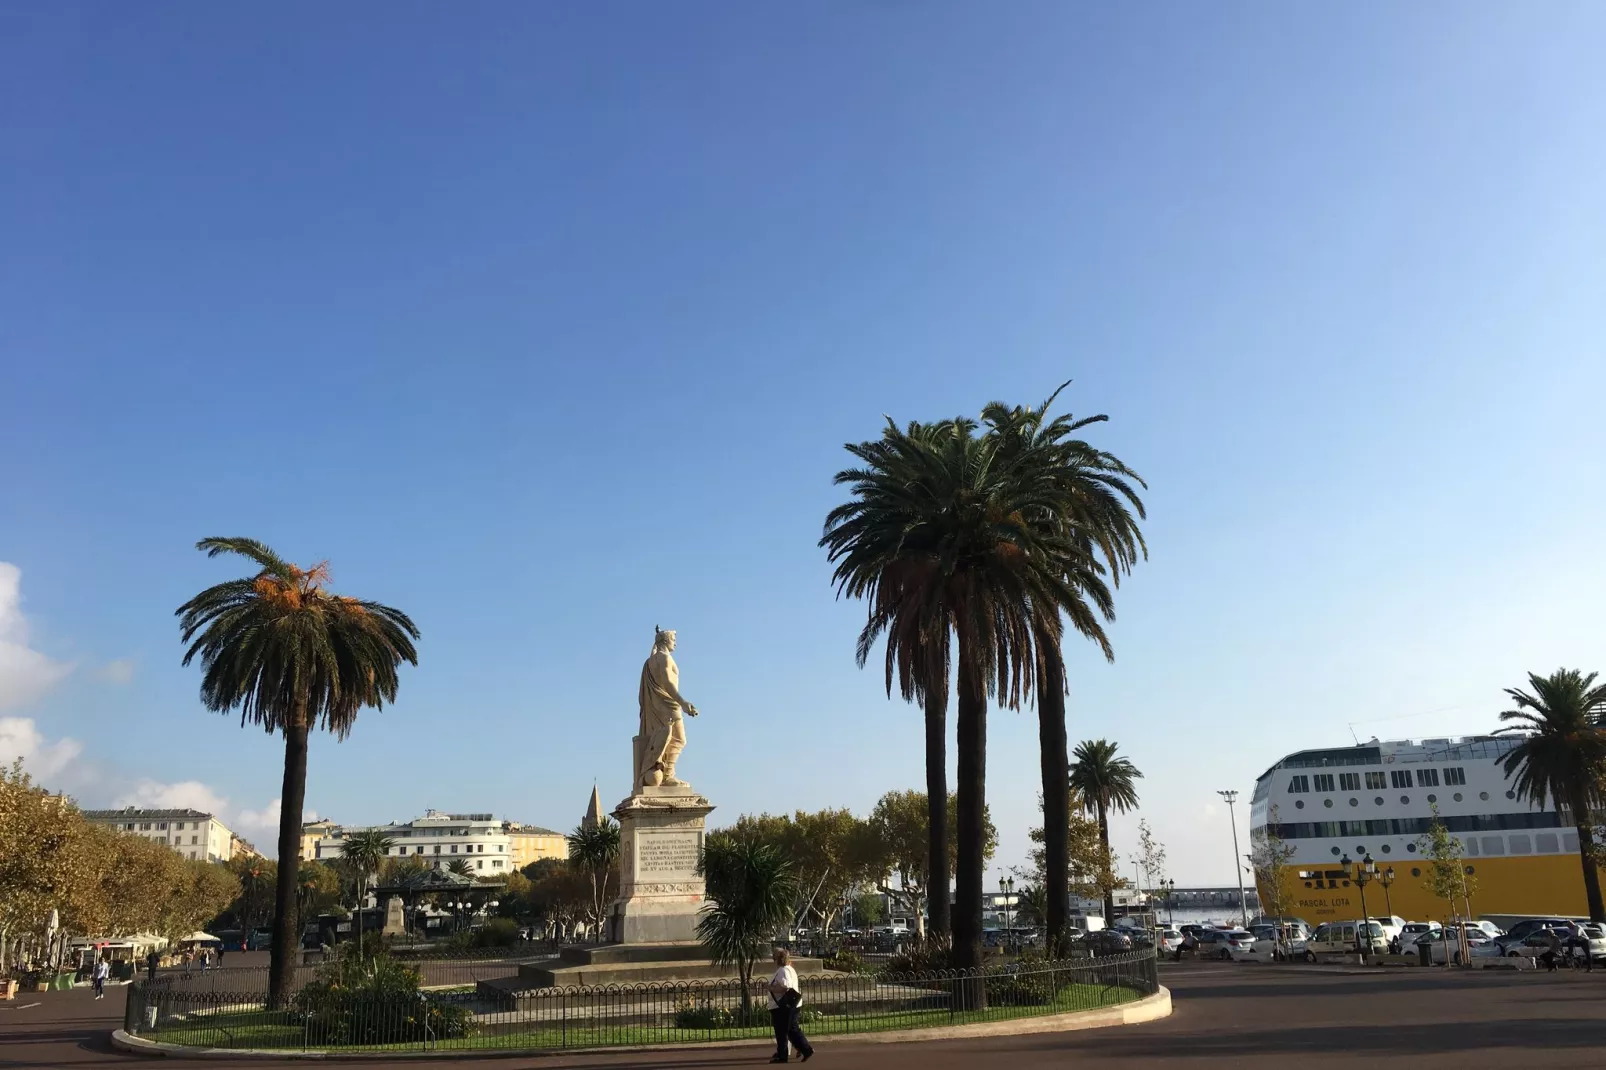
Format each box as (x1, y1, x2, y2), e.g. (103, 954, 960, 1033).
(115, 779, 231, 815)
(0, 715, 83, 779)
(234, 798, 283, 839)
(94, 658, 136, 685)
(0, 563, 73, 711)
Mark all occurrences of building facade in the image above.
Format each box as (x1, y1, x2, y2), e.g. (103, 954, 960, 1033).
(503, 821, 567, 867)
(82, 807, 234, 863)
(313, 811, 518, 874)
(301, 818, 338, 860)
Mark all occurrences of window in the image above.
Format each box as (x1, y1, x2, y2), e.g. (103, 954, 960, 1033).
(1339, 773, 1360, 791)
(1537, 833, 1560, 854)
(159, 822, 168, 830)
(1313, 774, 1336, 792)
(476, 860, 484, 870)
(1508, 835, 1532, 855)
(192, 835, 198, 845)
(174, 822, 184, 830)
(1288, 775, 1310, 793)
(493, 860, 504, 868)
(1443, 767, 1466, 786)
(434, 845, 441, 854)
(1417, 768, 1440, 787)
(451, 845, 458, 854)
(141, 823, 152, 830)
(1364, 771, 1385, 789)
(1480, 836, 1505, 856)
(417, 846, 425, 855)
(1390, 770, 1413, 789)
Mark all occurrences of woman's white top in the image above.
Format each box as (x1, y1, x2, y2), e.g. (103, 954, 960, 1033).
(767, 963, 801, 1010)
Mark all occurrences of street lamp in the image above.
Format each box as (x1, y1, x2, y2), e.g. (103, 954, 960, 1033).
(1217, 790, 1249, 929)
(1379, 866, 1396, 921)
(1160, 879, 1176, 927)
(1341, 854, 1377, 962)
(1000, 875, 1015, 953)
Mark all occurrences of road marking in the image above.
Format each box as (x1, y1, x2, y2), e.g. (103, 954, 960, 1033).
(1, 1001, 43, 1010)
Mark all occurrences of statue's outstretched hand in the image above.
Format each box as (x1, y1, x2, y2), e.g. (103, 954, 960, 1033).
(685, 703, 699, 717)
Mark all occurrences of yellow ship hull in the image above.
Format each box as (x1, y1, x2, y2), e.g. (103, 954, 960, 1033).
(1262, 853, 1592, 922)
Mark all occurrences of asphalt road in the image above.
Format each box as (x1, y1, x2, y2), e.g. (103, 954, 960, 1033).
(4, 961, 1604, 1069)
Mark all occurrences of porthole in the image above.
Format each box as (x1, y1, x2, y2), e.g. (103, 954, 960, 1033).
(1349, 798, 1359, 807)
(1411, 867, 1422, 878)
(1506, 790, 1516, 800)
(1295, 800, 1305, 809)
(1464, 865, 1476, 875)
(1400, 795, 1410, 805)
(1357, 845, 1367, 855)
(1304, 881, 1314, 888)
(1426, 794, 1436, 803)
(1381, 844, 1391, 853)
(1375, 796, 1384, 806)
(1453, 792, 1463, 802)
(1331, 846, 1341, 856)
(1479, 791, 1489, 801)
(1342, 879, 1352, 887)
(1324, 799, 1334, 808)
(1406, 843, 1417, 853)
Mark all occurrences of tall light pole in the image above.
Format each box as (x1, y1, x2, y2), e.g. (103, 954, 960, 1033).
(1217, 790, 1249, 929)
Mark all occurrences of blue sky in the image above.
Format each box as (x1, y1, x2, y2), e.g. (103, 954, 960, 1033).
(4, 2, 1605, 885)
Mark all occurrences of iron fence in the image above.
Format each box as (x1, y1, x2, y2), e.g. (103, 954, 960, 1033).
(138, 945, 564, 996)
(124, 949, 1157, 1054)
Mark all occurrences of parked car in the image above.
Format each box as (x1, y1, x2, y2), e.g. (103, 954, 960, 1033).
(1305, 920, 1390, 958)
(1493, 918, 1573, 954)
(1470, 931, 1555, 964)
(1155, 929, 1184, 955)
(1570, 923, 1606, 964)
(1406, 928, 1484, 964)
(1250, 922, 1309, 959)
(1369, 916, 1406, 943)
(1191, 929, 1256, 960)
(1083, 930, 1134, 956)
(1397, 921, 1440, 946)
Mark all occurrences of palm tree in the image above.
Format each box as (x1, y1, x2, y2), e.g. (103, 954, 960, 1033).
(341, 829, 394, 954)
(982, 386, 1146, 951)
(566, 819, 621, 938)
(697, 836, 796, 1020)
(176, 537, 419, 1008)
(1069, 739, 1143, 923)
(823, 418, 1081, 973)
(1495, 669, 1606, 922)
(446, 858, 474, 877)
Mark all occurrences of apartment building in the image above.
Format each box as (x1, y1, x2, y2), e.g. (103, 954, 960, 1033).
(82, 807, 235, 863)
(301, 818, 338, 860)
(314, 810, 516, 874)
(503, 821, 567, 867)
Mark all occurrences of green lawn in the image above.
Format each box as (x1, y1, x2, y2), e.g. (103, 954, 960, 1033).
(148, 983, 1141, 1053)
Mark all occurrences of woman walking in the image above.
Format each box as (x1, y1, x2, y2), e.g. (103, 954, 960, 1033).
(767, 947, 813, 1063)
(92, 956, 110, 999)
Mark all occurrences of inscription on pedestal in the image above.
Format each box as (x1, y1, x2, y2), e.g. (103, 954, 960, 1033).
(638, 833, 701, 878)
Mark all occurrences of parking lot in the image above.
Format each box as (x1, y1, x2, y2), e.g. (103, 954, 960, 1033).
(5, 957, 1606, 1068)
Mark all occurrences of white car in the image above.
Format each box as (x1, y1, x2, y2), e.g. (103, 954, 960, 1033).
(1406, 928, 1485, 964)
(1306, 920, 1390, 958)
(1249, 923, 1309, 959)
(1396, 921, 1440, 948)
(1369, 916, 1406, 943)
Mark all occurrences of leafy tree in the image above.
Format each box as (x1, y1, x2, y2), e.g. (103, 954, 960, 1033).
(1022, 791, 1118, 905)
(340, 830, 395, 953)
(1248, 805, 1297, 943)
(1417, 807, 1477, 962)
(864, 790, 995, 937)
(298, 861, 345, 922)
(849, 890, 885, 928)
(1494, 668, 1606, 922)
(224, 855, 278, 932)
(525, 862, 589, 936)
(1135, 819, 1167, 901)
(1069, 739, 1143, 923)
(982, 388, 1146, 950)
(824, 416, 1090, 975)
(566, 818, 621, 934)
(176, 537, 419, 1007)
(696, 837, 796, 1018)
(723, 809, 876, 933)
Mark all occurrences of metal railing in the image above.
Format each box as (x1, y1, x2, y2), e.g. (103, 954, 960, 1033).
(124, 949, 1157, 1053)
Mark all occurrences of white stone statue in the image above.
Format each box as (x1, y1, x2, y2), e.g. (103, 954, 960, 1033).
(636, 626, 699, 788)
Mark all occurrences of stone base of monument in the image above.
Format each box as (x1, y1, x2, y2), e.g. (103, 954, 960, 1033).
(606, 783, 714, 945)
(510, 943, 826, 990)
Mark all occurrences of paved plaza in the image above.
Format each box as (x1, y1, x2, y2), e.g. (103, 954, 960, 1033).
(5, 962, 1605, 1069)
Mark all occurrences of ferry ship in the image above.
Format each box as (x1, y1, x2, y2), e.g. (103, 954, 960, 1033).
(1249, 736, 1587, 922)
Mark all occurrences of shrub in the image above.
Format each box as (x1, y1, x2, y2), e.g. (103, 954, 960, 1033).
(881, 939, 954, 977)
(473, 919, 519, 948)
(294, 954, 472, 1045)
(822, 949, 870, 974)
(672, 1000, 770, 1030)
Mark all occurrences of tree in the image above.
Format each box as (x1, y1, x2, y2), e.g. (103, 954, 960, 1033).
(1417, 807, 1477, 963)
(1022, 791, 1119, 905)
(1135, 820, 1167, 901)
(849, 890, 885, 928)
(982, 387, 1146, 951)
(1248, 806, 1297, 953)
(525, 862, 589, 937)
(723, 809, 876, 934)
(1494, 668, 1606, 922)
(565, 818, 621, 935)
(864, 790, 996, 937)
(176, 537, 420, 1007)
(224, 855, 278, 933)
(696, 837, 796, 1019)
(1069, 739, 1143, 923)
(446, 859, 474, 877)
(823, 417, 1084, 974)
(340, 829, 395, 954)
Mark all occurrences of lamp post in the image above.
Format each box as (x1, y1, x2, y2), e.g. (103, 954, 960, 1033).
(1217, 790, 1249, 928)
(1000, 875, 1015, 953)
(1379, 866, 1395, 921)
(1341, 853, 1376, 962)
(1161, 879, 1176, 926)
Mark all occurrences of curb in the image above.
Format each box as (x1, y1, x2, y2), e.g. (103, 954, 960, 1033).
(110, 986, 1171, 1060)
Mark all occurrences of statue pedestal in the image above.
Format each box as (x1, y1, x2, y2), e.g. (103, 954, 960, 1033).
(382, 896, 406, 937)
(605, 785, 713, 945)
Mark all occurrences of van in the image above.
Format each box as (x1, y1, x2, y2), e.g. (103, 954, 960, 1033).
(1305, 920, 1389, 958)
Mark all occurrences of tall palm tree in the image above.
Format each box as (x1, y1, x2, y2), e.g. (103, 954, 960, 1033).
(823, 418, 1082, 973)
(446, 858, 474, 877)
(341, 829, 395, 954)
(1069, 739, 1143, 923)
(1495, 669, 1606, 922)
(566, 819, 621, 938)
(982, 386, 1146, 951)
(697, 836, 796, 1019)
(176, 537, 418, 1008)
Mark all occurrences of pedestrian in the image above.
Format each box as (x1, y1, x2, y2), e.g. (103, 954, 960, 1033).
(145, 949, 160, 983)
(217, 943, 226, 966)
(767, 947, 813, 1064)
(92, 956, 110, 999)
(1175, 930, 1197, 962)
(1542, 928, 1563, 972)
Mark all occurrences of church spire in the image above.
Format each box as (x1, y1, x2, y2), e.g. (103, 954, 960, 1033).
(582, 784, 604, 830)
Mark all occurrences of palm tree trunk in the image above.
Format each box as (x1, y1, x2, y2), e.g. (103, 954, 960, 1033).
(1037, 652, 1069, 953)
(269, 715, 310, 1010)
(1097, 801, 1114, 924)
(1574, 791, 1605, 922)
(953, 654, 987, 984)
(924, 681, 950, 940)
